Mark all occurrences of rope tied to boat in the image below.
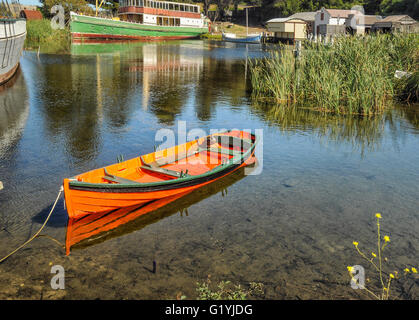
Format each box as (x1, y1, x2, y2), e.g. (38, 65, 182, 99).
(0, 186, 64, 264)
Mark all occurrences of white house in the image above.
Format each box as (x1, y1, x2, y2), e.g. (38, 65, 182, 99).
(314, 7, 363, 36)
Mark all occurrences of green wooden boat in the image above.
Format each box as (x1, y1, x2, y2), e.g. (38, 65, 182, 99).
(70, 0, 209, 41)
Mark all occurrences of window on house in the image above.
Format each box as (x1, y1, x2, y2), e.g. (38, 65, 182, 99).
(321, 13, 324, 20)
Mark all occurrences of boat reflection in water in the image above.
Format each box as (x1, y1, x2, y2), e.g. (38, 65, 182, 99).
(70, 40, 204, 123)
(0, 69, 29, 154)
(65, 159, 257, 255)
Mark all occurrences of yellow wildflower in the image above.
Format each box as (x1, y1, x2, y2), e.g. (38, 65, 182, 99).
(371, 252, 377, 258)
(384, 236, 390, 242)
(353, 241, 359, 247)
(375, 213, 382, 219)
(347, 266, 354, 272)
(390, 274, 394, 279)
(412, 267, 418, 273)
(404, 268, 410, 273)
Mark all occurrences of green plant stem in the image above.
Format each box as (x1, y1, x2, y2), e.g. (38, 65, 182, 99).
(377, 219, 385, 298)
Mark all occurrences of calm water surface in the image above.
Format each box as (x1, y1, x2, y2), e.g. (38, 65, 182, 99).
(0, 40, 418, 299)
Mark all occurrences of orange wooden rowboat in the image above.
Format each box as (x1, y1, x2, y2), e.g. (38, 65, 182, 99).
(63, 130, 258, 219)
(65, 164, 254, 255)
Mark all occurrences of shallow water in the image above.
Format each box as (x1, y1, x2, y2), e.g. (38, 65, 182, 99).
(0, 40, 418, 299)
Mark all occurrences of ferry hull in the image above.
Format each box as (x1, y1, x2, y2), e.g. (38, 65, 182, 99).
(70, 14, 207, 41)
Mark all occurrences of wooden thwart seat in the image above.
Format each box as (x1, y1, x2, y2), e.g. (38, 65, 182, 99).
(140, 156, 186, 178)
(103, 168, 139, 184)
(215, 135, 253, 150)
(197, 146, 243, 157)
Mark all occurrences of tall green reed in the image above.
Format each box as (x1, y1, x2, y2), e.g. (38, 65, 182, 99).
(249, 34, 418, 114)
(25, 19, 70, 53)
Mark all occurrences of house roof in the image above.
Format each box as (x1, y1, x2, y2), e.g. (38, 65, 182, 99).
(362, 15, 383, 25)
(324, 9, 363, 18)
(20, 9, 43, 20)
(380, 15, 415, 22)
(373, 15, 417, 26)
(350, 15, 382, 26)
(288, 12, 316, 22)
(266, 17, 306, 24)
(267, 12, 316, 24)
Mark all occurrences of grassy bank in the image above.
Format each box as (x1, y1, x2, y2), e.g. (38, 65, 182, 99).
(249, 34, 418, 114)
(200, 33, 222, 40)
(25, 19, 71, 53)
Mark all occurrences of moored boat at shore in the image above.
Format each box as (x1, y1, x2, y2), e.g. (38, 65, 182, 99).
(221, 7, 261, 44)
(0, 18, 26, 85)
(70, 0, 209, 41)
(63, 130, 258, 219)
(65, 164, 254, 255)
(222, 32, 262, 44)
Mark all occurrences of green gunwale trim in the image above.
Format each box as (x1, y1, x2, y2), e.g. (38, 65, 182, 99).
(69, 134, 259, 189)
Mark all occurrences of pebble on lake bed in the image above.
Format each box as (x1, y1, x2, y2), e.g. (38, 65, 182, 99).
(0, 181, 3, 190)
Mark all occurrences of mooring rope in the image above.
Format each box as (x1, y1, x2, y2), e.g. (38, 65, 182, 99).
(0, 186, 64, 264)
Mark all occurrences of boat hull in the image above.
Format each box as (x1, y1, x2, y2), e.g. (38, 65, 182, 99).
(0, 19, 26, 85)
(65, 165, 253, 255)
(70, 14, 208, 41)
(222, 33, 261, 44)
(63, 131, 257, 219)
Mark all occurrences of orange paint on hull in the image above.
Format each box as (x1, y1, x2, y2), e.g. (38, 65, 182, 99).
(65, 160, 255, 255)
(65, 190, 191, 255)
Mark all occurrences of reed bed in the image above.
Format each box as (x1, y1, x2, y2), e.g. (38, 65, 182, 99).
(249, 34, 419, 114)
(25, 19, 70, 53)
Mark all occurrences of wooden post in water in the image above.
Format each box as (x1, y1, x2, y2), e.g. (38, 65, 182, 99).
(246, 7, 248, 37)
(294, 40, 301, 59)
